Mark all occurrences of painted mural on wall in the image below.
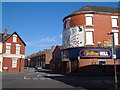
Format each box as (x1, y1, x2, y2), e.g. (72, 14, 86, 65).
(62, 25, 85, 49)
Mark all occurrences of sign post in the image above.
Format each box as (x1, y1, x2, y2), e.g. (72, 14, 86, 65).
(27, 58, 31, 70)
(107, 32, 117, 89)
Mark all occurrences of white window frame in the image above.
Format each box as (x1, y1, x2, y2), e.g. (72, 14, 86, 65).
(112, 30, 119, 45)
(85, 29, 94, 45)
(85, 14, 93, 26)
(16, 44, 21, 54)
(64, 18, 71, 29)
(13, 35, 17, 42)
(6, 43, 11, 54)
(12, 58, 17, 68)
(111, 16, 118, 28)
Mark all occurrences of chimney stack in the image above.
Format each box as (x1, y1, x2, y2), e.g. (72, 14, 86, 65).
(51, 46, 55, 50)
(4, 29, 8, 36)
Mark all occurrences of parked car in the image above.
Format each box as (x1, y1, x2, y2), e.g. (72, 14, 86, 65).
(35, 65, 42, 70)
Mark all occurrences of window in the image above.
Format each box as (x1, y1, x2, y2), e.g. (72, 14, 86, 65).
(12, 58, 17, 68)
(114, 32, 119, 45)
(66, 20, 70, 28)
(13, 35, 17, 42)
(6, 43, 11, 53)
(85, 14, 93, 26)
(16, 44, 21, 54)
(112, 30, 119, 45)
(85, 29, 94, 45)
(111, 16, 118, 27)
(64, 18, 70, 29)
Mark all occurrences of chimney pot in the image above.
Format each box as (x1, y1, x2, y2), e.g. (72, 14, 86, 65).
(4, 29, 8, 36)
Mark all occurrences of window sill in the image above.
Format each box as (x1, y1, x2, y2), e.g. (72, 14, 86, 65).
(5, 53, 11, 54)
(12, 67, 17, 68)
(85, 25, 94, 27)
(13, 41, 17, 43)
(16, 53, 20, 55)
(112, 26, 119, 28)
(85, 43, 94, 45)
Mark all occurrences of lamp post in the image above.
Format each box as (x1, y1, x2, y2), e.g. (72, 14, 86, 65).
(107, 32, 117, 89)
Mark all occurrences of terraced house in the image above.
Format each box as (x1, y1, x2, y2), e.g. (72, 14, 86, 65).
(62, 5, 120, 76)
(0, 29, 26, 72)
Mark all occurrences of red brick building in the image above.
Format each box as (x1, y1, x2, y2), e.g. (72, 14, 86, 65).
(25, 46, 55, 69)
(0, 29, 26, 72)
(50, 45, 62, 71)
(62, 5, 120, 76)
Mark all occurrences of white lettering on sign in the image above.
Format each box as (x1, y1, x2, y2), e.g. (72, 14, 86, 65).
(100, 51, 108, 56)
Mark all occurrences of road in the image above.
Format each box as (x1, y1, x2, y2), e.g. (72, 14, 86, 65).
(2, 68, 120, 90)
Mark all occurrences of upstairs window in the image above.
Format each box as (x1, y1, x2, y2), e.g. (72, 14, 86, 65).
(112, 30, 119, 45)
(111, 16, 118, 28)
(85, 14, 93, 26)
(64, 18, 70, 29)
(13, 35, 17, 42)
(6, 43, 11, 53)
(16, 44, 21, 54)
(85, 29, 94, 45)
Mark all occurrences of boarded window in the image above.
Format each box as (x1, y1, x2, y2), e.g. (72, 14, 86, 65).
(86, 16, 93, 25)
(86, 31, 93, 45)
(112, 18, 118, 27)
(114, 32, 119, 45)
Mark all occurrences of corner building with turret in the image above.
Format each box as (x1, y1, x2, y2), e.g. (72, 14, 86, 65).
(62, 5, 120, 76)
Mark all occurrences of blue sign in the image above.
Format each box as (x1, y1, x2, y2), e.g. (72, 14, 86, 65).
(69, 49, 113, 59)
(79, 49, 112, 59)
(116, 49, 120, 59)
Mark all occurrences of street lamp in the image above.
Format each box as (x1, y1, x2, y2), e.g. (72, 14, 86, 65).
(107, 32, 117, 89)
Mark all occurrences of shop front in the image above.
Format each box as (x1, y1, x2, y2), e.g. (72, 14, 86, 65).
(62, 47, 120, 76)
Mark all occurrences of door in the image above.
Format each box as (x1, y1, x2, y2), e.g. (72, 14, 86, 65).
(71, 60, 78, 72)
(99, 60, 106, 72)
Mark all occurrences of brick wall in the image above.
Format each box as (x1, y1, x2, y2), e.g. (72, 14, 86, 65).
(2, 34, 25, 54)
(2, 57, 24, 72)
(69, 13, 120, 47)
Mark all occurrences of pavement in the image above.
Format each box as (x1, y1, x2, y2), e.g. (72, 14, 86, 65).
(1, 68, 120, 90)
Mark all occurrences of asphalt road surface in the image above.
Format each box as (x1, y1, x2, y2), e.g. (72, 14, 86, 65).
(1, 68, 120, 90)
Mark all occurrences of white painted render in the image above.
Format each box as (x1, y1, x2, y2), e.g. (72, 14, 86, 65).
(0, 42, 2, 53)
(0, 55, 3, 72)
(3, 54, 25, 58)
(0, 43, 3, 71)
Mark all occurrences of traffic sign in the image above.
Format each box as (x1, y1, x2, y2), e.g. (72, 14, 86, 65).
(113, 54, 116, 59)
(78, 56, 80, 59)
(28, 58, 31, 61)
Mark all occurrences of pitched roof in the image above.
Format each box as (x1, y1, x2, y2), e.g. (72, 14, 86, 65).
(0, 33, 11, 42)
(63, 5, 120, 21)
(0, 32, 26, 46)
(57, 45, 62, 50)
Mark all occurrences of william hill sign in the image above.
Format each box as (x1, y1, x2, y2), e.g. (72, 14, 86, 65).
(69, 49, 112, 59)
(79, 49, 112, 58)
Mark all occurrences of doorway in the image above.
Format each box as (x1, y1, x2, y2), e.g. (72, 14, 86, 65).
(98, 60, 106, 72)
